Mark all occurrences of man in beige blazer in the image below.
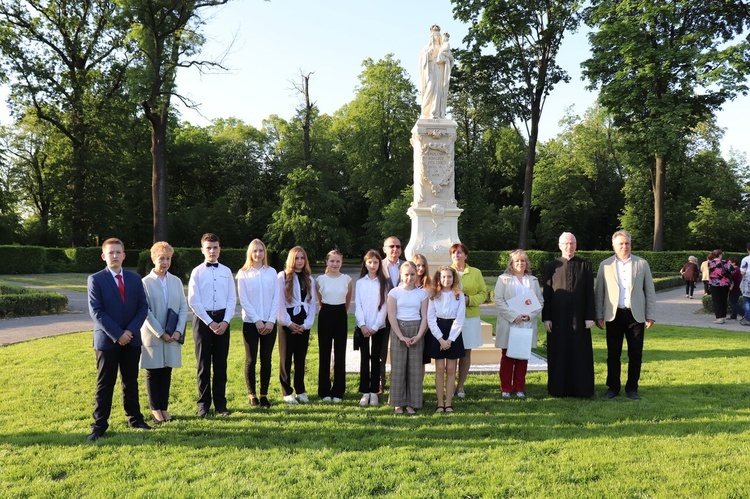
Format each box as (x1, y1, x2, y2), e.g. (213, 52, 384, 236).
(595, 230, 656, 400)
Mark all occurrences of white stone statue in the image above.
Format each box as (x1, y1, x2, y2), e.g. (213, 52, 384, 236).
(419, 25, 453, 120)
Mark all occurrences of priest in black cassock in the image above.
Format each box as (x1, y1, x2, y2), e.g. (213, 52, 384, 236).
(542, 232, 596, 398)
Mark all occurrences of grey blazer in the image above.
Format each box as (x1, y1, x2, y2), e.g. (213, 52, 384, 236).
(140, 271, 188, 369)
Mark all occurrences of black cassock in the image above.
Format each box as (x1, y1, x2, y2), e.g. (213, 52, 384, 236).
(542, 256, 596, 398)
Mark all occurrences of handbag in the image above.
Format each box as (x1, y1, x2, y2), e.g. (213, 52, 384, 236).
(506, 326, 532, 360)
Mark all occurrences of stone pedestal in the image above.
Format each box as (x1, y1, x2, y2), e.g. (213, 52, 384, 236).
(404, 118, 462, 267)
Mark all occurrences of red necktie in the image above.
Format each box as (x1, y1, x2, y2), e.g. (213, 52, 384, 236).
(116, 274, 125, 303)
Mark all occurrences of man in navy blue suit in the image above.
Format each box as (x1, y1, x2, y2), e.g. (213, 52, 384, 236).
(87, 237, 150, 441)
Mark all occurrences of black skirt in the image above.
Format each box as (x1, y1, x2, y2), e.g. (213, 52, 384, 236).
(426, 317, 466, 360)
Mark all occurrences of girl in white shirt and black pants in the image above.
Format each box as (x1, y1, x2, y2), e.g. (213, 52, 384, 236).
(316, 249, 353, 402)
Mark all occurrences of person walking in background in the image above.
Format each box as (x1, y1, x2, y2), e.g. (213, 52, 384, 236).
(237, 239, 280, 409)
(188, 233, 236, 418)
(87, 238, 149, 441)
(700, 254, 711, 296)
(494, 249, 543, 399)
(387, 261, 429, 414)
(277, 246, 317, 404)
(140, 241, 188, 425)
(450, 243, 488, 399)
(316, 249, 352, 402)
(727, 257, 742, 321)
(542, 232, 595, 398)
(354, 250, 389, 407)
(740, 243, 750, 326)
(707, 249, 732, 325)
(680, 255, 700, 299)
(595, 230, 656, 401)
(427, 265, 465, 413)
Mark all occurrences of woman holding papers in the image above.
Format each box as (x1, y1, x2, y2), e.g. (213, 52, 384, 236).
(140, 241, 188, 424)
(494, 249, 543, 399)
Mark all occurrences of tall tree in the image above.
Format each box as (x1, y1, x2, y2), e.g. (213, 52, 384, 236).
(119, 0, 230, 243)
(452, 0, 582, 249)
(332, 55, 418, 247)
(0, 0, 131, 246)
(582, 0, 750, 251)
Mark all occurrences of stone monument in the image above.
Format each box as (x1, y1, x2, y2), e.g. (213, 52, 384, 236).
(405, 25, 462, 267)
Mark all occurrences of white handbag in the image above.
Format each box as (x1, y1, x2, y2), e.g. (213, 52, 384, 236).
(506, 326, 532, 360)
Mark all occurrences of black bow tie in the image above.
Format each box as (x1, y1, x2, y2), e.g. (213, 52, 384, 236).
(206, 262, 218, 268)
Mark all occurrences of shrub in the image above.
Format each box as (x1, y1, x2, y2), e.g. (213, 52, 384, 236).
(469, 251, 502, 271)
(44, 248, 75, 272)
(0, 284, 67, 318)
(0, 246, 46, 274)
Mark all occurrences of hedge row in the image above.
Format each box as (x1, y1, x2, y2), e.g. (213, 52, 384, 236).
(1, 245, 745, 277)
(0, 284, 68, 318)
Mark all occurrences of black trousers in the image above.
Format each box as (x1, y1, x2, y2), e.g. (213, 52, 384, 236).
(318, 304, 348, 399)
(145, 367, 173, 411)
(92, 345, 144, 432)
(605, 308, 645, 394)
(278, 326, 310, 396)
(710, 285, 729, 319)
(379, 322, 390, 389)
(359, 328, 386, 393)
(242, 322, 277, 395)
(193, 309, 230, 412)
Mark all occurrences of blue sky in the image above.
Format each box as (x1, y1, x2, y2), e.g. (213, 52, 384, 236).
(174, 0, 749, 161)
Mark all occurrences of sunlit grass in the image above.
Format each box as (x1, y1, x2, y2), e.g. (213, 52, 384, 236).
(2, 321, 750, 497)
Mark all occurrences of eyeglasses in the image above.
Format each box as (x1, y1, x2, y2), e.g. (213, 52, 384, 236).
(387, 245, 401, 249)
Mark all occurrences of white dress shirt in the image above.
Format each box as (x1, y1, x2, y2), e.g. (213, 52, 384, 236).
(187, 261, 236, 325)
(237, 265, 280, 324)
(615, 257, 632, 309)
(427, 290, 466, 341)
(355, 275, 388, 331)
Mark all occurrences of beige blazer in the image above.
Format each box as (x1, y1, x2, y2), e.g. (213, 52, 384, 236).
(595, 255, 656, 324)
(494, 273, 543, 349)
(140, 271, 188, 369)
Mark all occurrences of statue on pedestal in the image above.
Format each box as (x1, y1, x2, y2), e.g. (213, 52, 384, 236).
(419, 25, 454, 120)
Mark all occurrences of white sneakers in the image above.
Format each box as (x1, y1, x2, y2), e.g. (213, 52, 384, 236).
(359, 394, 370, 406)
(297, 393, 309, 403)
(283, 394, 298, 404)
(516, 392, 526, 399)
(321, 396, 332, 402)
(502, 392, 511, 398)
(369, 393, 379, 406)
(332, 397, 342, 403)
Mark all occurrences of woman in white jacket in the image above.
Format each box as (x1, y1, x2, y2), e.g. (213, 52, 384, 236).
(494, 249, 543, 399)
(140, 242, 188, 424)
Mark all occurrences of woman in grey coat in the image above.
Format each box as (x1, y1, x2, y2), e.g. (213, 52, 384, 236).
(140, 241, 188, 424)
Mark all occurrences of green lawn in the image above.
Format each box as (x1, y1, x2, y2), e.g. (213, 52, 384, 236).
(2, 320, 750, 497)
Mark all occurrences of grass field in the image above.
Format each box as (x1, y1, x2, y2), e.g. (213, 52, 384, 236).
(2, 318, 750, 498)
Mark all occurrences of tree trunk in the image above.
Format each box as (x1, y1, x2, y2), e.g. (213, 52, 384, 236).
(143, 101, 168, 243)
(518, 117, 539, 249)
(652, 154, 665, 251)
(302, 73, 312, 165)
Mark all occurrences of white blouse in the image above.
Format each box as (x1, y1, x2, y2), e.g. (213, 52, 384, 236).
(316, 273, 352, 305)
(427, 290, 466, 341)
(355, 275, 388, 331)
(237, 265, 280, 324)
(388, 286, 428, 321)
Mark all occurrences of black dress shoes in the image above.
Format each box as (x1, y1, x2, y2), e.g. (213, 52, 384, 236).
(130, 420, 152, 430)
(259, 397, 271, 408)
(603, 390, 619, 399)
(626, 391, 641, 400)
(87, 430, 105, 442)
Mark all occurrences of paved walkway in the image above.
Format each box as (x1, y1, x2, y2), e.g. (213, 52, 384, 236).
(3, 280, 746, 359)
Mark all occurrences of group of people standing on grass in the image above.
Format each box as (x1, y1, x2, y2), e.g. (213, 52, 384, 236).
(85, 228, 658, 441)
